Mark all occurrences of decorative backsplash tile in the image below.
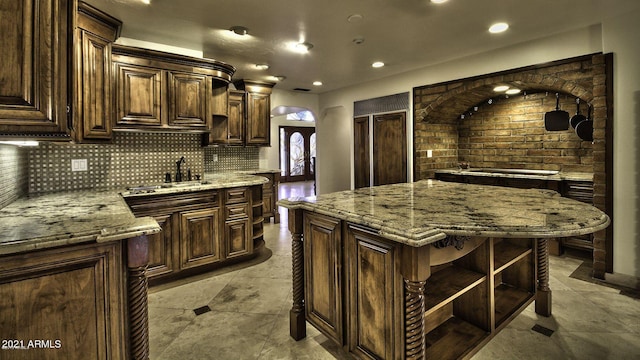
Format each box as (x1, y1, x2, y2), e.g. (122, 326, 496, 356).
(0, 144, 28, 209)
(204, 147, 259, 172)
(28, 133, 205, 193)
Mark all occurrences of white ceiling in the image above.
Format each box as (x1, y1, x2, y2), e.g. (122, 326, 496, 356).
(85, 0, 639, 94)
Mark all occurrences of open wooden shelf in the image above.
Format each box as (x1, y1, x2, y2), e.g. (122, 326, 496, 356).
(426, 316, 488, 360)
(425, 265, 486, 314)
(494, 283, 534, 327)
(494, 241, 532, 273)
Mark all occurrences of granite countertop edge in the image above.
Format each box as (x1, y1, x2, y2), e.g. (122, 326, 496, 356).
(1, 174, 269, 256)
(277, 180, 610, 247)
(435, 168, 593, 181)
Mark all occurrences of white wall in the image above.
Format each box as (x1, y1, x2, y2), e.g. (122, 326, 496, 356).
(261, 89, 319, 170)
(602, 9, 640, 278)
(315, 22, 639, 279)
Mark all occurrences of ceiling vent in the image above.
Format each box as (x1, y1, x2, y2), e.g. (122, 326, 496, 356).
(293, 88, 311, 92)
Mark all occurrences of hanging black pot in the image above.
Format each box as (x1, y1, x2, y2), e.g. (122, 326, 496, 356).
(545, 93, 570, 131)
(575, 103, 593, 141)
(570, 98, 586, 129)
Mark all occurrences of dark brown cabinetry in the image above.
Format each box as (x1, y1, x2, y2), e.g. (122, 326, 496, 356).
(559, 180, 595, 250)
(111, 45, 234, 133)
(256, 171, 280, 223)
(207, 80, 274, 146)
(298, 210, 537, 359)
(0, 0, 72, 139)
(125, 186, 262, 283)
(73, 2, 122, 142)
(303, 212, 344, 345)
(0, 242, 126, 359)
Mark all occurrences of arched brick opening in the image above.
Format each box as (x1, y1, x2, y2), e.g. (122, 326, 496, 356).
(412, 53, 612, 278)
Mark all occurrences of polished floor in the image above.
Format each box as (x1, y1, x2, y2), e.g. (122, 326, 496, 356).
(148, 181, 640, 360)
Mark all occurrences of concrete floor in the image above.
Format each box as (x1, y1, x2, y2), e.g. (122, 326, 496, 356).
(148, 181, 640, 360)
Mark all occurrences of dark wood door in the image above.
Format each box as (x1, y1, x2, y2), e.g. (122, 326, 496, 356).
(281, 126, 316, 182)
(353, 116, 370, 188)
(373, 112, 407, 186)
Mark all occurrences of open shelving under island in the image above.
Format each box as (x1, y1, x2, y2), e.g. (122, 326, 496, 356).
(277, 180, 610, 360)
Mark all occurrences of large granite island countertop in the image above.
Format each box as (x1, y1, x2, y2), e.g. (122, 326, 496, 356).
(0, 173, 269, 255)
(278, 179, 610, 247)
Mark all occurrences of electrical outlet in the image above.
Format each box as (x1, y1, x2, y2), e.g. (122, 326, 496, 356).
(427, 150, 433, 158)
(213, 154, 219, 162)
(71, 159, 88, 171)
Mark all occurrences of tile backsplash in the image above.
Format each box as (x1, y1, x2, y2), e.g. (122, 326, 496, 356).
(28, 133, 204, 193)
(204, 147, 259, 172)
(0, 144, 28, 208)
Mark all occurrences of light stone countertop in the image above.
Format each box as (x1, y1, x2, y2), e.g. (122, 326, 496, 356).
(435, 168, 593, 182)
(277, 180, 610, 247)
(120, 173, 268, 198)
(0, 174, 270, 255)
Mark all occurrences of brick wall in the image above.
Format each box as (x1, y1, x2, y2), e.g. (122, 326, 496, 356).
(413, 53, 611, 277)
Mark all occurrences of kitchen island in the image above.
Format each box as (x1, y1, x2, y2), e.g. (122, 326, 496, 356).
(278, 180, 610, 359)
(0, 173, 268, 360)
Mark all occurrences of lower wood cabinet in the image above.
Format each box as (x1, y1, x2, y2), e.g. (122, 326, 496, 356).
(298, 210, 537, 359)
(303, 212, 343, 345)
(0, 242, 126, 360)
(180, 207, 222, 269)
(256, 171, 280, 223)
(125, 186, 262, 283)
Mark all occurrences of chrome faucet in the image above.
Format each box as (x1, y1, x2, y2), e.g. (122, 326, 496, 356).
(175, 156, 186, 182)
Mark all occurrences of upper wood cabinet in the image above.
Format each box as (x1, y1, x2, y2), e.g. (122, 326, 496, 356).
(0, 0, 72, 139)
(235, 80, 274, 146)
(111, 44, 235, 132)
(73, 1, 122, 142)
(207, 80, 274, 146)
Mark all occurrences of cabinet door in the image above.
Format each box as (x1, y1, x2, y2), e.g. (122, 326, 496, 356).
(0, 242, 125, 360)
(75, 30, 113, 140)
(245, 92, 271, 145)
(114, 63, 163, 126)
(179, 208, 222, 269)
(225, 218, 251, 258)
(227, 90, 245, 144)
(0, 0, 70, 136)
(168, 72, 207, 127)
(146, 213, 174, 278)
(346, 224, 402, 360)
(303, 212, 343, 344)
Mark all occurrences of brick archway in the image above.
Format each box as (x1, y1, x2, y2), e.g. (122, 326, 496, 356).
(412, 53, 612, 278)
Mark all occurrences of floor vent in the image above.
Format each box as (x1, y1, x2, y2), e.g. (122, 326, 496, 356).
(532, 324, 554, 337)
(193, 305, 211, 316)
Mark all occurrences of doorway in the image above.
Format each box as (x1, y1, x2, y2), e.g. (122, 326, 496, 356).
(353, 111, 407, 187)
(280, 126, 316, 182)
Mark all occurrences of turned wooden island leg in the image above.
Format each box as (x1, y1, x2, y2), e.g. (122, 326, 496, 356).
(401, 245, 431, 360)
(289, 209, 306, 340)
(127, 235, 150, 360)
(535, 238, 552, 317)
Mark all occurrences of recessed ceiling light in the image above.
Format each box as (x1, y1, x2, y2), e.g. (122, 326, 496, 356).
(372, 61, 385, 68)
(273, 75, 287, 82)
(255, 64, 269, 70)
(430, 0, 449, 4)
(489, 22, 509, 34)
(347, 14, 363, 23)
(290, 42, 313, 53)
(313, 81, 323, 86)
(229, 26, 249, 36)
(493, 85, 510, 92)
(506, 88, 521, 95)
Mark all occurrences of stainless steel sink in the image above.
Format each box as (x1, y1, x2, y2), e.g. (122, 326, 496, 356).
(467, 168, 559, 176)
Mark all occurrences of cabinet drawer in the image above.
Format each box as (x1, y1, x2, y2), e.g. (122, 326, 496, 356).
(226, 203, 249, 220)
(126, 190, 219, 214)
(225, 187, 248, 204)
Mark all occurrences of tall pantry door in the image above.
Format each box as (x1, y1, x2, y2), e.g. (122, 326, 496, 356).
(353, 116, 370, 189)
(373, 112, 407, 186)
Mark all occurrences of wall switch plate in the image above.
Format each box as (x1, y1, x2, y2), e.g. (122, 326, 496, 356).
(213, 154, 219, 162)
(71, 159, 88, 171)
(427, 150, 433, 158)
